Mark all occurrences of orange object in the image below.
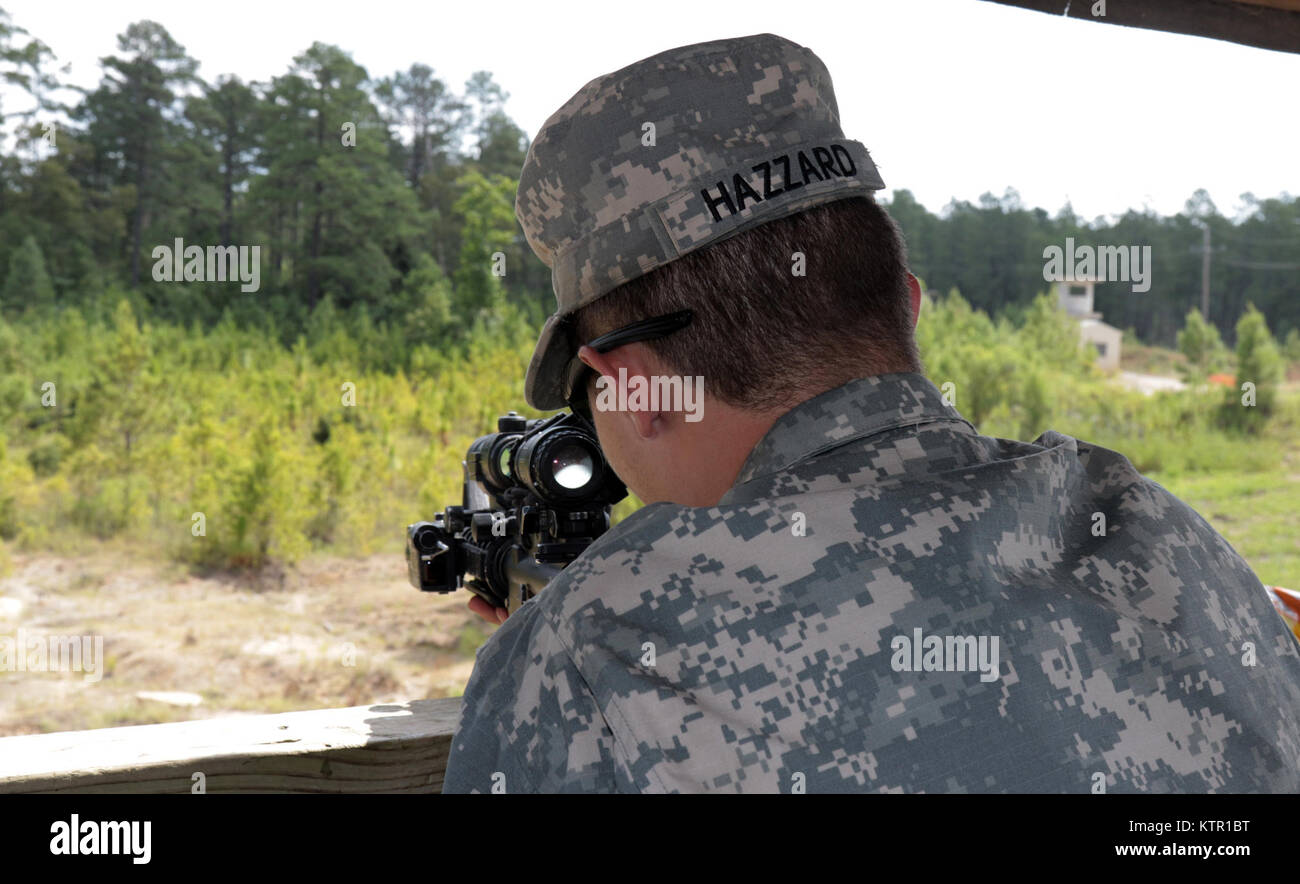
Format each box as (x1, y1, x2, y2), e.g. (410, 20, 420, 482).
(1267, 586, 1300, 640)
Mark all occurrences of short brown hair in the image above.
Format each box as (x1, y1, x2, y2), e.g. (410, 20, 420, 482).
(573, 196, 920, 412)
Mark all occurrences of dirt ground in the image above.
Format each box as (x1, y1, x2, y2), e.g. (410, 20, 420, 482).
(0, 545, 489, 736)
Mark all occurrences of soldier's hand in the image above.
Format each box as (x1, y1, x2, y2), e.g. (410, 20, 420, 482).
(468, 595, 509, 625)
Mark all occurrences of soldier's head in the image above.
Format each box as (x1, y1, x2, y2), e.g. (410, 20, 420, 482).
(517, 34, 922, 506)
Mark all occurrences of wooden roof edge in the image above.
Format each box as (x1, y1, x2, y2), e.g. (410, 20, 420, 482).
(983, 0, 1300, 55)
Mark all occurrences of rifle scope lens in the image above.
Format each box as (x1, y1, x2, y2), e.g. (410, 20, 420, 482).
(549, 443, 594, 489)
(515, 427, 605, 504)
(467, 432, 521, 493)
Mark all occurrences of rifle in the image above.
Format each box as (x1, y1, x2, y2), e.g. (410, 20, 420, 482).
(405, 410, 626, 615)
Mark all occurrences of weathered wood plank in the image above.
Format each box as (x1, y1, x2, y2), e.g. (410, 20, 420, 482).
(0, 698, 462, 794)
(985, 0, 1300, 55)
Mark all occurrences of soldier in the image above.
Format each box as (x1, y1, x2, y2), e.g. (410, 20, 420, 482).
(441, 33, 1300, 793)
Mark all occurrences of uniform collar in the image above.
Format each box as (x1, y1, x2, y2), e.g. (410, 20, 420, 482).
(727, 372, 976, 492)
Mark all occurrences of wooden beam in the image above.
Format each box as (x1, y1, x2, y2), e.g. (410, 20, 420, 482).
(0, 698, 462, 794)
(984, 0, 1300, 54)
(1235, 1, 1300, 13)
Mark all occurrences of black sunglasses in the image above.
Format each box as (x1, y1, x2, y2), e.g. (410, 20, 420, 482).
(563, 309, 694, 420)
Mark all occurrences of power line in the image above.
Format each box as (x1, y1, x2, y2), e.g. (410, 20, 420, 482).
(1220, 258, 1300, 270)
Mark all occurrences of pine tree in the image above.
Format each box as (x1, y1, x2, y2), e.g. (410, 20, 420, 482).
(1176, 308, 1225, 381)
(1227, 303, 1283, 430)
(1, 234, 55, 311)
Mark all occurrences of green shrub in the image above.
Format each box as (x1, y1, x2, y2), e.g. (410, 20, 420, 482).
(1176, 308, 1226, 381)
(1221, 304, 1283, 432)
(27, 435, 69, 477)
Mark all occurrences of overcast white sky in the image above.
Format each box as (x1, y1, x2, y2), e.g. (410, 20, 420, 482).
(3, 0, 1296, 221)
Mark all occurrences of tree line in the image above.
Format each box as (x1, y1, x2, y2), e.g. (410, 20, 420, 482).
(0, 10, 550, 358)
(1, 7, 1296, 360)
(888, 187, 1300, 348)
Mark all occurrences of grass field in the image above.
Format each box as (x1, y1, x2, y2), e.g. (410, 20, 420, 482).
(1, 352, 1295, 736)
(1162, 462, 1300, 591)
(1143, 376, 1299, 590)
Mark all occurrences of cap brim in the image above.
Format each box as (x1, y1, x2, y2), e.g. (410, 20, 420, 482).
(524, 312, 575, 411)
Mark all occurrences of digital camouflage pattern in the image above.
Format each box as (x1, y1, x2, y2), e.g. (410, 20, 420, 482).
(443, 373, 1300, 793)
(518, 33, 885, 410)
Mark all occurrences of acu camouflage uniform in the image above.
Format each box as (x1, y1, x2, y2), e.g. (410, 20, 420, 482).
(441, 34, 1300, 792)
(443, 372, 1300, 792)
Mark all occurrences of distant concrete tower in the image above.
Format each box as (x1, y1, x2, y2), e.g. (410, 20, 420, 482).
(1056, 274, 1122, 372)
(1056, 275, 1101, 319)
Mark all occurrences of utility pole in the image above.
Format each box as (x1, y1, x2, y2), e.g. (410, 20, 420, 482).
(1190, 220, 1212, 319)
(1200, 223, 1211, 319)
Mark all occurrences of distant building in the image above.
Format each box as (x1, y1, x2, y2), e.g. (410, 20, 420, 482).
(1057, 275, 1122, 372)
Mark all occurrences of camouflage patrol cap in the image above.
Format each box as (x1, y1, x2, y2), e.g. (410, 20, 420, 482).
(518, 32, 887, 410)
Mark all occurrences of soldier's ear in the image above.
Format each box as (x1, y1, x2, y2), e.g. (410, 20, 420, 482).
(580, 343, 664, 440)
(907, 273, 922, 328)
(577, 344, 614, 378)
(578, 342, 660, 387)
